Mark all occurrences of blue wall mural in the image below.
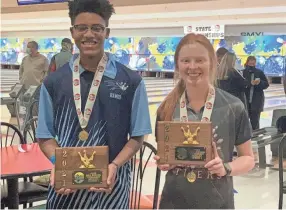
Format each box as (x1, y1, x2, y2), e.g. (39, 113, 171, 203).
(1, 35, 285, 76)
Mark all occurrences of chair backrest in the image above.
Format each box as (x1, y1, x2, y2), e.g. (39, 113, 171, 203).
(272, 109, 286, 127)
(276, 116, 286, 133)
(29, 100, 39, 118)
(23, 117, 38, 143)
(278, 135, 286, 209)
(0, 122, 25, 147)
(130, 141, 161, 209)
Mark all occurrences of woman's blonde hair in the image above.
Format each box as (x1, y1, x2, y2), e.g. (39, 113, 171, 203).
(217, 52, 237, 80)
(157, 33, 217, 121)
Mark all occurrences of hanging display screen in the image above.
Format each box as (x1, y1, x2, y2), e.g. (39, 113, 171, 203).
(17, 0, 67, 5)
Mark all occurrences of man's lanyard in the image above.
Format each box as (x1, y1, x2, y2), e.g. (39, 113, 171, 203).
(72, 53, 108, 141)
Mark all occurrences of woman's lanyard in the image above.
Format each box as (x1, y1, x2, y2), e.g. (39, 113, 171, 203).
(179, 85, 215, 122)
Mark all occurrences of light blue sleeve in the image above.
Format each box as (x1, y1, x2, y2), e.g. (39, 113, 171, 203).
(35, 84, 56, 139)
(130, 80, 152, 137)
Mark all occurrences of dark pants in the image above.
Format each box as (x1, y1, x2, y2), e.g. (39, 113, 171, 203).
(248, 104, 261, 130)
(159, 170, 235, 209)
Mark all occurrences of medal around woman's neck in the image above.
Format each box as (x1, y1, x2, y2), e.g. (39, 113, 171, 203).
(73, 53, 108, 141)
(156, 85, 215, 174)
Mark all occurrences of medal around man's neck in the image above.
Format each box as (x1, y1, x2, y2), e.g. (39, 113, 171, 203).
(72, 53, 108, 142)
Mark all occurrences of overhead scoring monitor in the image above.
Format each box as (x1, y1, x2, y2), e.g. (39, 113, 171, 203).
(17, 0, 67, 5)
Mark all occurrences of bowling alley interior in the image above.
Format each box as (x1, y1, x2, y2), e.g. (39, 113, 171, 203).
(1, 0, 286, 209)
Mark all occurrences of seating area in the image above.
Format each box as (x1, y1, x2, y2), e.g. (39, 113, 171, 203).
(1, 121, 162, 209)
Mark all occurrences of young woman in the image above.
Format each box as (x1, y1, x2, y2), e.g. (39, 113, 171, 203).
(154, 33, 255, 209)
(217, 52, 247, 108)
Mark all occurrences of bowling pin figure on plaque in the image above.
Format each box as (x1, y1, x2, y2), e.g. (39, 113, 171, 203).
(156, 121, 212, 166)
(54, 146, 109, 190)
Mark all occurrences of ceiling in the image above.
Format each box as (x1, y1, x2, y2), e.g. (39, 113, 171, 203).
(1, 0, 215, 12)
(1, 0, 286, 37)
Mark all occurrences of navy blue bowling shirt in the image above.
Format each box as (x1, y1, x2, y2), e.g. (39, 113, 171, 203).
(36, 53, 152, 161)
(35, 53, 152, 209)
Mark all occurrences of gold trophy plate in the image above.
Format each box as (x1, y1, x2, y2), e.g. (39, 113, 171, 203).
(54, 146, 109, 190)
(157, 121, 213, 166)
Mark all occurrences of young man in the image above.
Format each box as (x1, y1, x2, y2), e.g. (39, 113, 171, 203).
(35, 0, 152, 208)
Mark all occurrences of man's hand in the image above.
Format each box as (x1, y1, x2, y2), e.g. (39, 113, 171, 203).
(50, 167, 76, 195)
(154, 155, 176, 171)
(89, 163, 118, 193)
(204, 142, 226, 177)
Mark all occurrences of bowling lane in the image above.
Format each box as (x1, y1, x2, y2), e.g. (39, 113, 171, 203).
(146, 87, 173, 92)
(145, 83, 286, 106)
(1, 69, 285, 111)
(264, 90, 285, 98)
(264, 97, 286, 111)
(1, 69, 19, 93)
(147, 90, 171, 97)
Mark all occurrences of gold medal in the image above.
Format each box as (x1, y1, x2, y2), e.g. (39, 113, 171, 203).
(79, 130, 89, 141)
(186, 171, 196, 183)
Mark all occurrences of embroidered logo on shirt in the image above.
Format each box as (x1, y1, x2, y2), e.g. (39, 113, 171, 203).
(105, 80, 129, 100)
(110, 93, 122, 100)
(104, 80, 129, 93)
(116, 82, 128, 91)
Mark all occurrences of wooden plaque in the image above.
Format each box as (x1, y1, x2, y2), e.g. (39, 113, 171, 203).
(157, 121, 213, 166)
(54, 146, 109, 190)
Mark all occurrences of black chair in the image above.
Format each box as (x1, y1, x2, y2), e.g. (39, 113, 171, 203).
(278, 135, 286, 209)
(23, 117, 38, 143)
(0, 122, 26, 147)
(253, 109, 286, 137)
(130, 141, 161, 209)
(29, 100, 39, 119)
(23, 117, 50, 188)
(1, 122, 48, 209)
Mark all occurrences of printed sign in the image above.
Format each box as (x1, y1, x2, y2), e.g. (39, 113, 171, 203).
(241, 32, 264, 36)
(184, 25, 225, 39)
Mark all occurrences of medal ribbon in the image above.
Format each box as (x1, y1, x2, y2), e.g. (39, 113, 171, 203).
(179, 85, 215, 122)
(73, 53, 108, 130)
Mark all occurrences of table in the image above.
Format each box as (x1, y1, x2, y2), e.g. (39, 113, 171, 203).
(1, 143, 52, 209)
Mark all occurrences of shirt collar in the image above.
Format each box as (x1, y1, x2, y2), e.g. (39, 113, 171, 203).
(69, 52, 117, 79)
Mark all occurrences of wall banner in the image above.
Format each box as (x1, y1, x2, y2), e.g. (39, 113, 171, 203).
(184, 25, 225, 39)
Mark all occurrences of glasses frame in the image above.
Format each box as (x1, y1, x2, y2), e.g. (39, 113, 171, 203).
(71, 24, 108, 34)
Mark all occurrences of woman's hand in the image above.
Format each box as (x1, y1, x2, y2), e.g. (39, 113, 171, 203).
(204, 142, 226, 177)
(154, 155, 176, 171)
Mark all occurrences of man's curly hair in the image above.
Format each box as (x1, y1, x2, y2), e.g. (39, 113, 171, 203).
(68, 0, 115, 26)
